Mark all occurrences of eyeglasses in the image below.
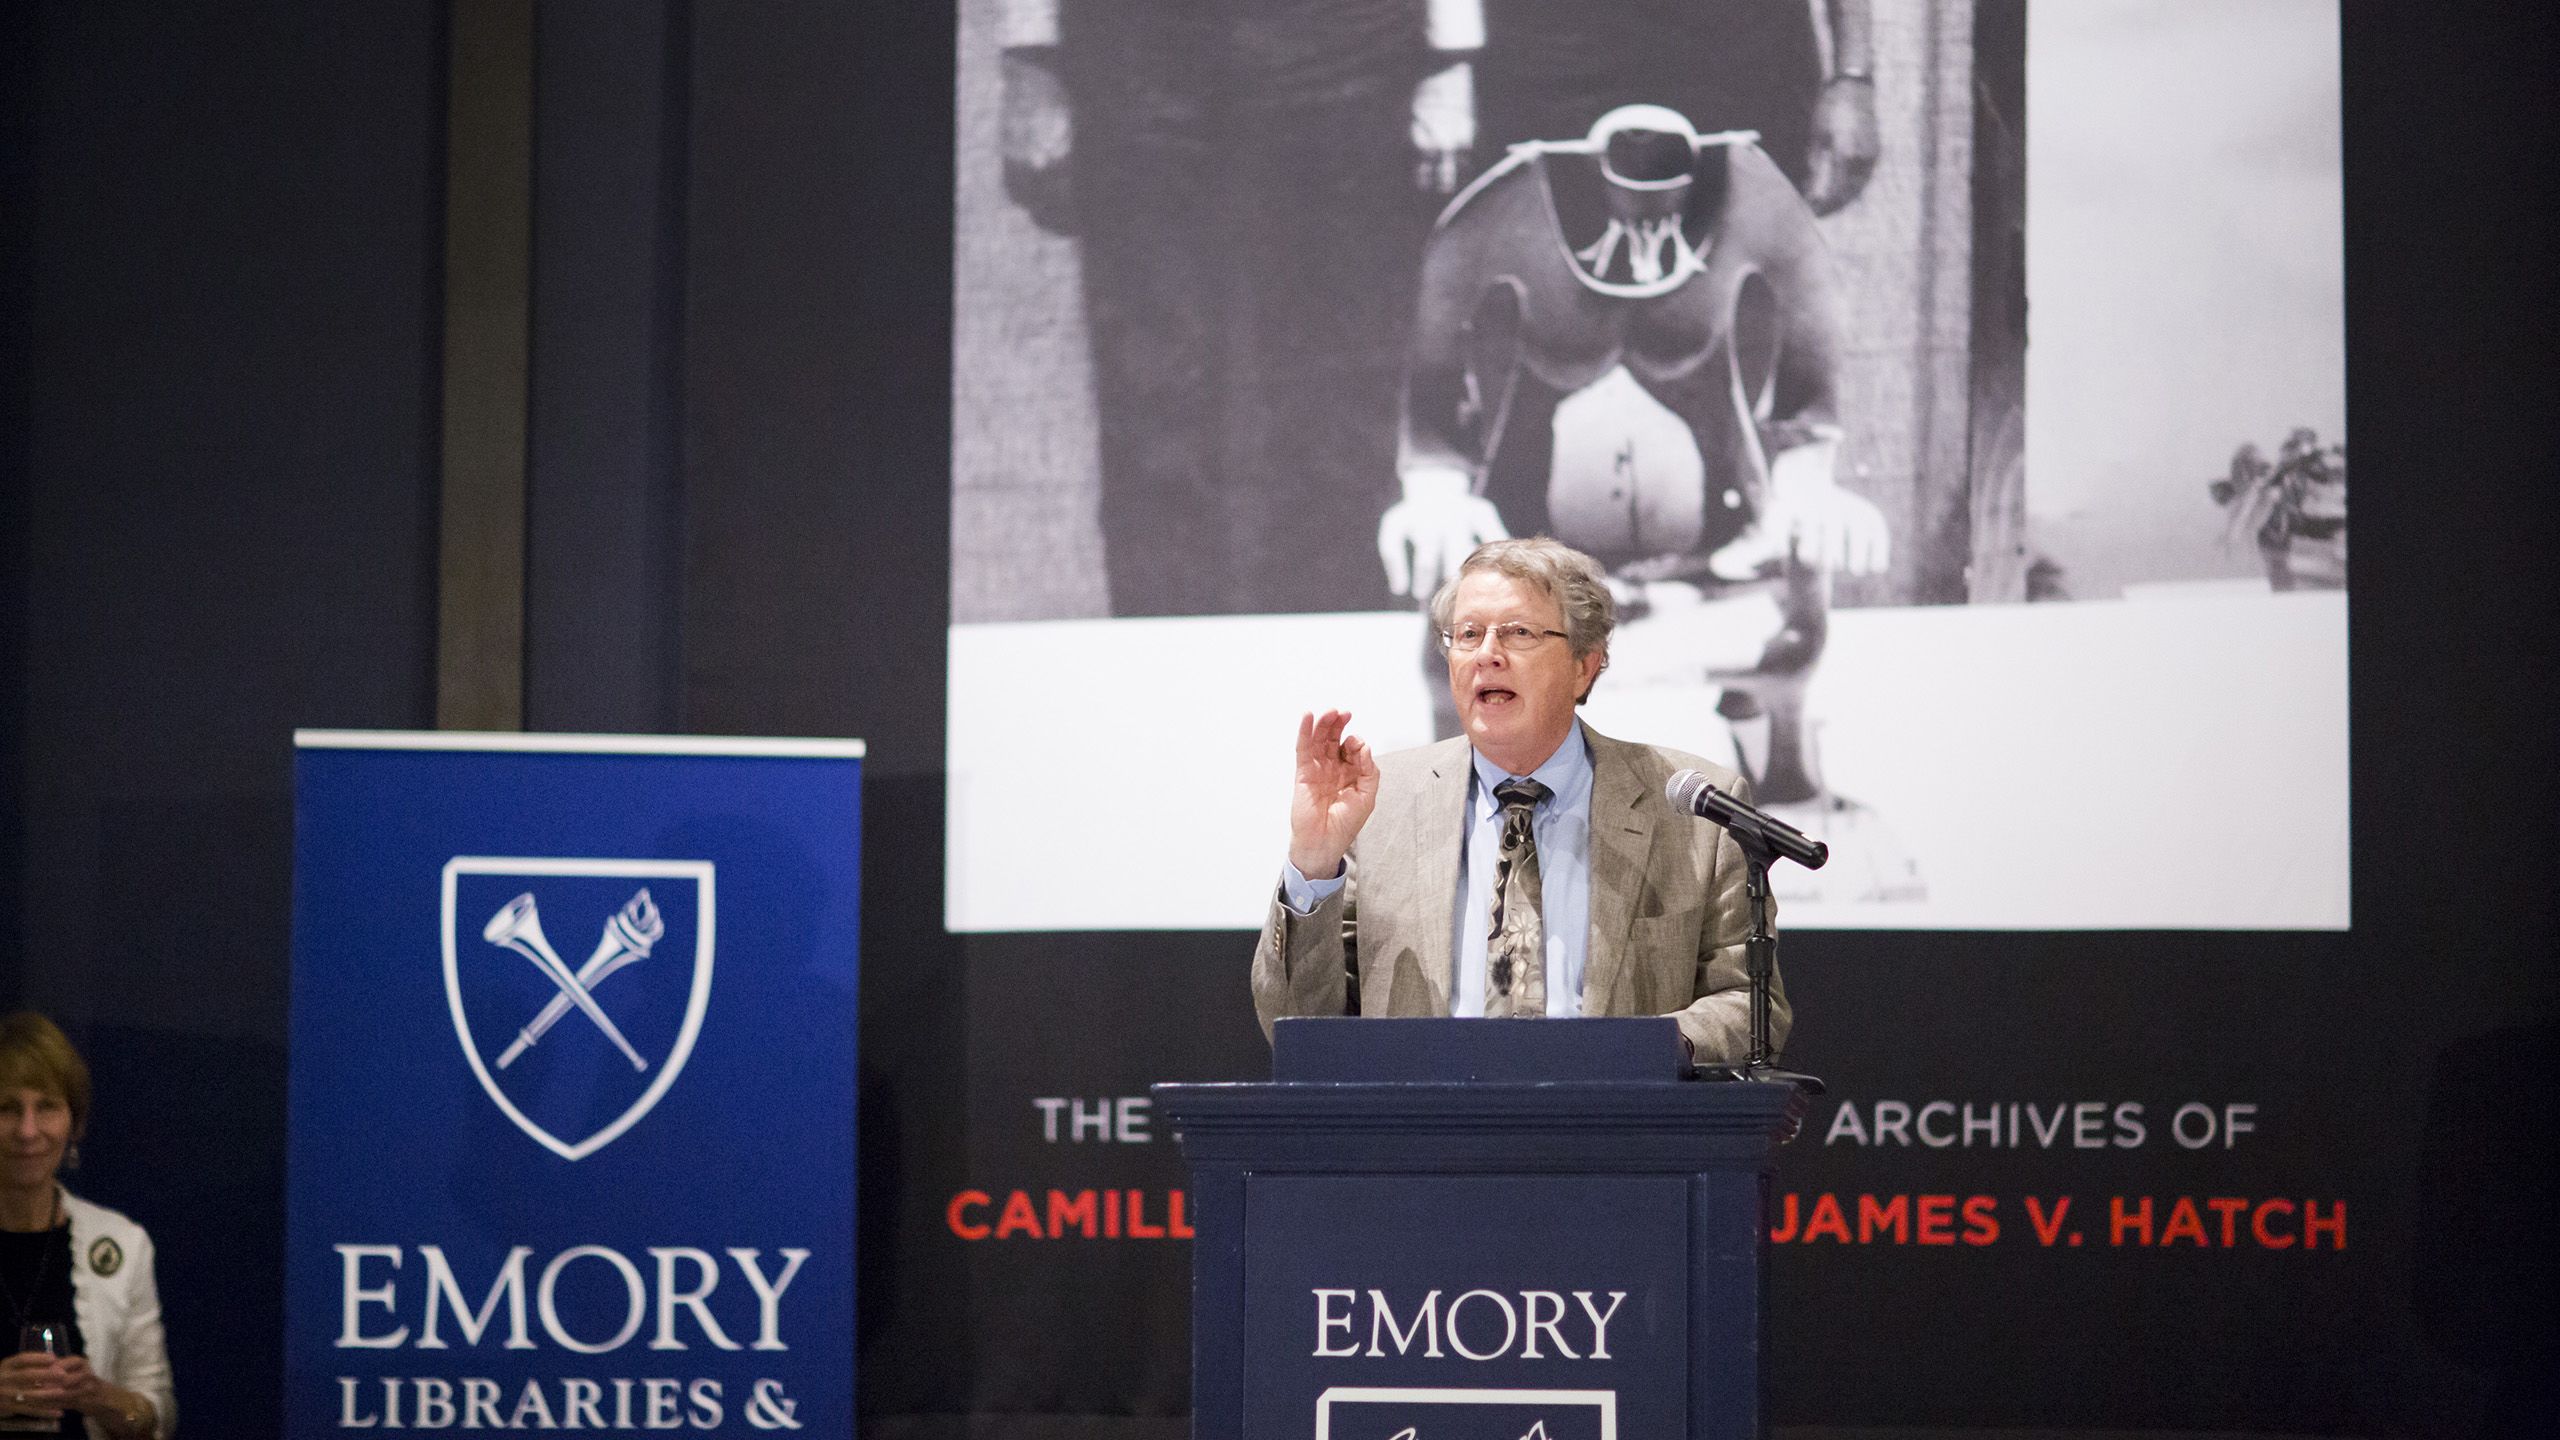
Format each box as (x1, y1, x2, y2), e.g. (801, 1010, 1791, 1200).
(1440, 621, 1570, 654)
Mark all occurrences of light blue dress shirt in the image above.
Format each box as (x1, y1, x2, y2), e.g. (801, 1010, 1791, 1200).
(1280, 731, 1594, 1017)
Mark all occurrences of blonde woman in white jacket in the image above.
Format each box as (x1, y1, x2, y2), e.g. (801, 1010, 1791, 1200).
(0, 1014, 173, 1438)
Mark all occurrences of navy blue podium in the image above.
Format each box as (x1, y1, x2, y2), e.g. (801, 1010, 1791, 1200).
(1156, 1018, 1804, 1440)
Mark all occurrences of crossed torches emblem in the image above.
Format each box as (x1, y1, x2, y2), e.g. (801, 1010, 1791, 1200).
(479, 889, 666, 1072)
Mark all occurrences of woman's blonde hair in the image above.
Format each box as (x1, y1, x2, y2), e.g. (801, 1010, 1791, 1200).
(0, 1012, 91, 1136)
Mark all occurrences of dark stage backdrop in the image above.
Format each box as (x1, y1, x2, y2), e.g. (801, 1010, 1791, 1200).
(3, 4, 2555, 1440)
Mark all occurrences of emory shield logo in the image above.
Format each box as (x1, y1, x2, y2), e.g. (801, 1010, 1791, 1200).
(442, 857, 716, 1161)
(1314, 1389, 1616, 1440)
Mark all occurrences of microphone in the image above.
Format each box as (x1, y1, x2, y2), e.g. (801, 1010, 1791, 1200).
(1664, 769, 1829, 870)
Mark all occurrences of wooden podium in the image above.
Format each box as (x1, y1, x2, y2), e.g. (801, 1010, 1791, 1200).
(1157, 1018, 1803, 1440)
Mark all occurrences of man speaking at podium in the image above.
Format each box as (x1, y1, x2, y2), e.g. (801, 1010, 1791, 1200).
(1253, 537, 1784, 1064)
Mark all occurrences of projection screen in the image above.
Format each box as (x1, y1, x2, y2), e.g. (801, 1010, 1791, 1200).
(949, 0, 2347, 933)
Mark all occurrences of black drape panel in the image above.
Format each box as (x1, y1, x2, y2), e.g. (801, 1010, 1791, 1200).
(525, 0, 690, 737)
(10, 4, 447, 1434)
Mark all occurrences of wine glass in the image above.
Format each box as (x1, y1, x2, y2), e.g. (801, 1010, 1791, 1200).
(1, 1324, 64, 1434)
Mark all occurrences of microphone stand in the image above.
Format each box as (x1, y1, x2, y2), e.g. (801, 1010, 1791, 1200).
(1736, 839, 1823, 1094)
(1695, 822, 1825, 1095)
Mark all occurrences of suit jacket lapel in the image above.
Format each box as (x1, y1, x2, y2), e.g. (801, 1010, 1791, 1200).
(1405, 737, 1470, 1014)
(1582, 725, 1657, 1017)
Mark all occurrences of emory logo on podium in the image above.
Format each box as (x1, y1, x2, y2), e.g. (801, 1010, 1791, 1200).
(440, 857, 717, 1162)
(1314, 1388, 1616, 1440)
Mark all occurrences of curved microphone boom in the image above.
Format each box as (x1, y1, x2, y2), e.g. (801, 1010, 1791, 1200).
(1664, 769, 1828, 870)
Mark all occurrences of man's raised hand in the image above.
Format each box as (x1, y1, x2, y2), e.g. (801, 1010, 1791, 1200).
(1289, 710, 1380, 881)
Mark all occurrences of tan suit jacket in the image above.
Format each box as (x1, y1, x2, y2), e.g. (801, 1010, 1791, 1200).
(1252, 723, 1786, 1063)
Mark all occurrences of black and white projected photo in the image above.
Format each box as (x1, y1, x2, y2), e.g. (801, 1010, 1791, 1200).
(949, 0, 2347, 932)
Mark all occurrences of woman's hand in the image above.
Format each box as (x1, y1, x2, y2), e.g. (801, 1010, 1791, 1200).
(53, 1355, 107, 1411)
(52, 1356, 155, 1438)
(0, 1349, 69, 1422)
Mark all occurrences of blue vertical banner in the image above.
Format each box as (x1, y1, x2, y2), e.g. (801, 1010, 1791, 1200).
(285, 732, 862, 1436)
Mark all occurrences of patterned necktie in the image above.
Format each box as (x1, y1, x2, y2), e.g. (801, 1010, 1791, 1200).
(1486, 777, 1551, 1019)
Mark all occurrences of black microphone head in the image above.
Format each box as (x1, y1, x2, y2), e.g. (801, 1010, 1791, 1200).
(1664, 768, 1712, 814)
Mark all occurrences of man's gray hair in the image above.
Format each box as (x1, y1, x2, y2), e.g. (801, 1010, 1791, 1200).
(1429, 537, 1617, 695)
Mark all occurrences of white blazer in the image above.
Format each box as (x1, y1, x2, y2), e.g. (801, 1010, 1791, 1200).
(60, 1190, 176, 1438)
